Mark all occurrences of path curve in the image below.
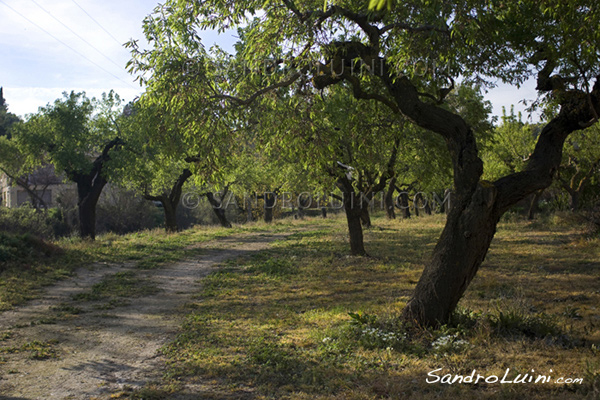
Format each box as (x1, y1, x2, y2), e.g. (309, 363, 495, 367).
(0, 231, 290, 399)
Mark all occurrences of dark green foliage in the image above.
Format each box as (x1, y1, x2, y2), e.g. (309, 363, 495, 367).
(0, 205, 71, 239)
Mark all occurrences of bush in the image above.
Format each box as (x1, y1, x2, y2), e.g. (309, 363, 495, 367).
(96, 187, 162, 234)
(0, 205, 70, 239)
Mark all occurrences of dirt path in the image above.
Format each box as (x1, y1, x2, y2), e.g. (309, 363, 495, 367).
(0, 231, 291, 399)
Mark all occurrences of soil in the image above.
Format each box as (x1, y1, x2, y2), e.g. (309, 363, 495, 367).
(0, 231, 291, 399)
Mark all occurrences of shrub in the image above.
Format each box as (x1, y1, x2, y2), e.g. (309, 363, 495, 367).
(0, 204, 71, 239)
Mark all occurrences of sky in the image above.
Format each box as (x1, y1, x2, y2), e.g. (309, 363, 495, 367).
(0, 0, 540, 122)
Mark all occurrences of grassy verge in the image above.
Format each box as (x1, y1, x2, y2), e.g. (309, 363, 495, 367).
(138, 213, 599, 400)
(0, 219, 306, 311)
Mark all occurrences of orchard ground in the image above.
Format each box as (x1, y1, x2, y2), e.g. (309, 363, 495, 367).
(0, 213, 598, 399)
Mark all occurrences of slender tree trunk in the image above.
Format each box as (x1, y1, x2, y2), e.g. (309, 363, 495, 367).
(413, 198, 420, 217)
(424, 199, 432, 215)
(263, 192, 276, 223)
(321, 207, 327, 218)
(527, 189, 544, 220)
(205, 192, 233, 228)
(246, 197, 254, 222)
(570, 191, 580, 211)
(336, 179, 367, 256)
(385, 177, 396, 219)
(399, 192, 411, 219)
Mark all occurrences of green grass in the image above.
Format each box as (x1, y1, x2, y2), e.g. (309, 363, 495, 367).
(139, 213, 600, 400)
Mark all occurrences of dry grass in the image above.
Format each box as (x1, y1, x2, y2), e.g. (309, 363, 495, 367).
(137, 212, 599, 399)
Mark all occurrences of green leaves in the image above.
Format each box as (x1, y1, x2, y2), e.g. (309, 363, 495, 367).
(368, 0, 392, 11)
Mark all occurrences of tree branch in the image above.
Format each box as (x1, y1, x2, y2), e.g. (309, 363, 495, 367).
(212, 70, 304, 106)
(380, 22, 450, 36)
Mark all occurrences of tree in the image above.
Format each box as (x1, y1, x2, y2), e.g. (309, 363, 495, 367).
(248, 82, 403, 254)
(111, 101, 197, 232)
(126, 9, 244, 229)
(0, 87, 21, 139)
(133, 1, 600, 327)
(557, 126, 600, 210)
(12, 91, 123, 239)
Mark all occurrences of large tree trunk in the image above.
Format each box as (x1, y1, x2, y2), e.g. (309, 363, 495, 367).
(74, 164, 109, 240)
(163, 200, 178, 233)
(70, 137, 123, 240)
(78, 187, 102, 240)
(402, 183, 499, 325)
(401, 91, 598, 326)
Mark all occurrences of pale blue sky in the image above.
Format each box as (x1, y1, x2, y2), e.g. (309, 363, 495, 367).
(1, 0, 540, 122)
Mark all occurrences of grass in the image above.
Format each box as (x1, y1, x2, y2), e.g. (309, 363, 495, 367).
(134, 212, 600, 400)
(0, 219, 305, 311)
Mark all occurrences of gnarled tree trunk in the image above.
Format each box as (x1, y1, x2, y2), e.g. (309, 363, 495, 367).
(71, 137, 122, 240)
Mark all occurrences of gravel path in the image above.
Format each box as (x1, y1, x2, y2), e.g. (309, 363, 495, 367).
(0, 231, 290, 399)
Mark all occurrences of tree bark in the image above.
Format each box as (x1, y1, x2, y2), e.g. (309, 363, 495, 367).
(401, 79, 600, 326)
(336, 177, 367, 256)
(77, 188, 102, 239)
(321, 207, 327, 218)
(360, 203, 372, 228)
(163, 200, 178, 232)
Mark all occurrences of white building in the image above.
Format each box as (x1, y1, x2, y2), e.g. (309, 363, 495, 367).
(0, 165, 76, 208)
